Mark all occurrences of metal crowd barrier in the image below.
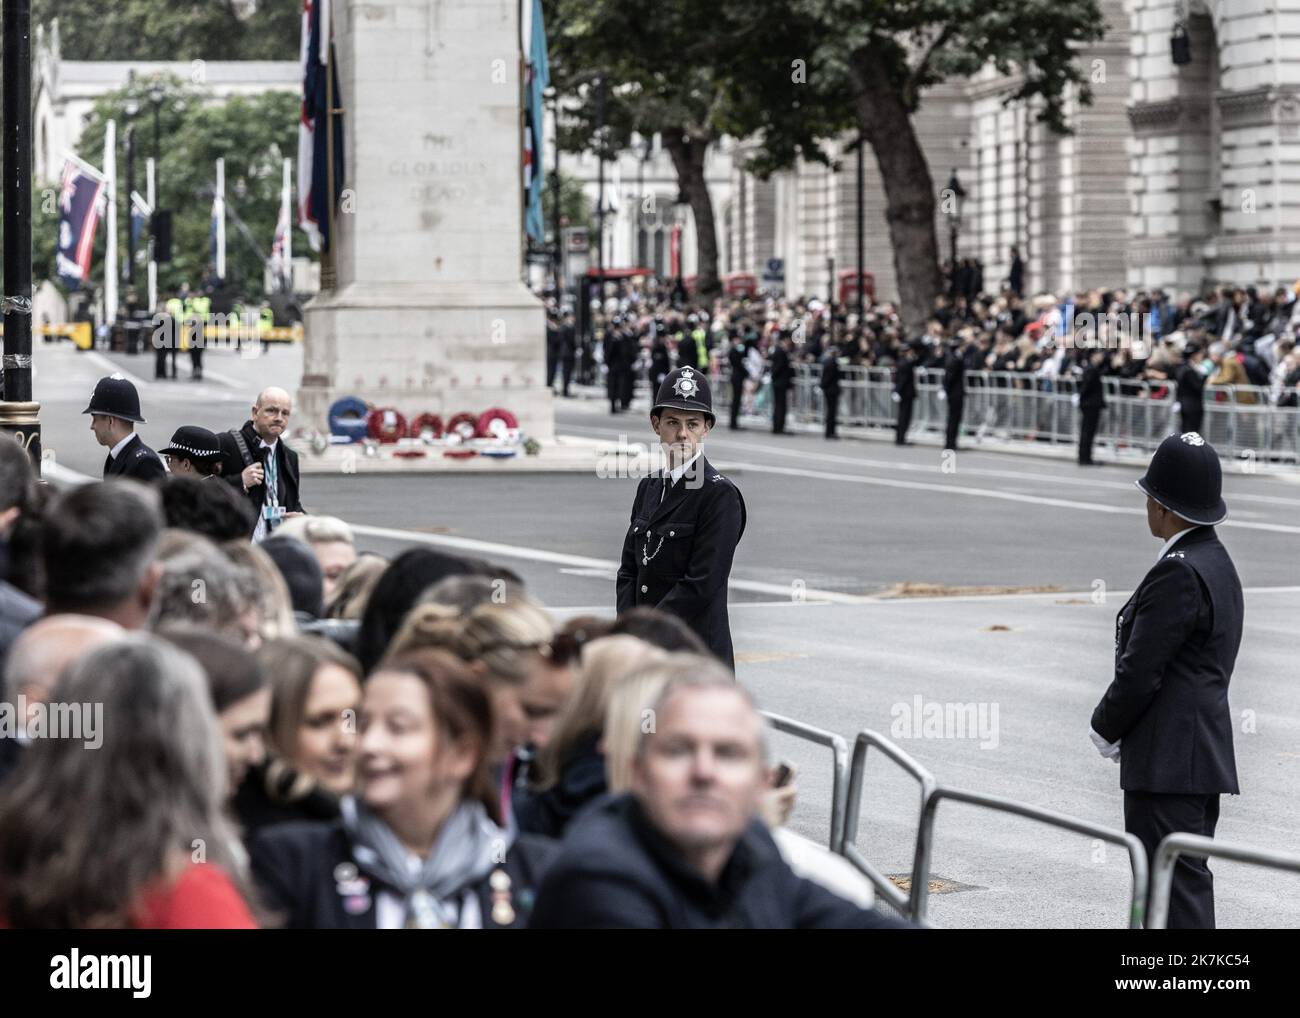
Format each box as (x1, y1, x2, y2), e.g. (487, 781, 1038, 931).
(759, 711, 850, 852)
(840, 729, 938, 917)
(724, 365, 1299, 461)
(1148, 834, 1300, 930)
(912, 786, 1149, 928)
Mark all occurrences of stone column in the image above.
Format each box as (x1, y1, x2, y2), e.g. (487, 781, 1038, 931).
(299, 0, 554, 441)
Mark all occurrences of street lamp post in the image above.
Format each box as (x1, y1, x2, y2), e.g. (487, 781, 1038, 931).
(946, 168, 966, 282)
(0, 0, 38, 465)
(855, 132, 865, 325)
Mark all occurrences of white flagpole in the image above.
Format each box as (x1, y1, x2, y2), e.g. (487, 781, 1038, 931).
(282, 157, 292, 290)
(104, 120, 118, 325)
(146, 156, 157, 313)
(216, 157, 226, 281)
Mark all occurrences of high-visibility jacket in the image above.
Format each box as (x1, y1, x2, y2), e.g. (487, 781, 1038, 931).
(258, 306, 274, 335)
(693, 328, 709, 368)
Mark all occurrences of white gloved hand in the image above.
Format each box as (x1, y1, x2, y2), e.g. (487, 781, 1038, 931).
(891, 391, 901, 403)
(1090, 726, 1121, 763)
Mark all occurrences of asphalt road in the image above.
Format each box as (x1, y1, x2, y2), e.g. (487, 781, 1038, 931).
(36, 339, 1300, 928)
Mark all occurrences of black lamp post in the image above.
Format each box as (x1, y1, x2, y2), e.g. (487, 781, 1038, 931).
(0, 0, 38, 464)
(946, 168, 966, 274)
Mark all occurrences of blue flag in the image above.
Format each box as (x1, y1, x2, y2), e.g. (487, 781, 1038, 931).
(524, 0, 550, 246)
(299, 0, 345, 253)
(55, 159, 105, 291)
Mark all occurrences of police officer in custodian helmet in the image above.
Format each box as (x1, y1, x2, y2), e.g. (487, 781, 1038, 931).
(1089, 431, 1243, 929)
(83, 374, 166, 483)
(616, 366, 747, 670)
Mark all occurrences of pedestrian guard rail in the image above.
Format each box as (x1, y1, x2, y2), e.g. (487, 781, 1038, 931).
(763, 717, 1157, 927)
(759, 711, 850, 853)
(722, 364, 1299, 461)
(1147, 834, 1300, 930)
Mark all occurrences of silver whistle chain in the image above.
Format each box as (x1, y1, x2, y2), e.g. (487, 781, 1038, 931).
(642, 533, 666, 565)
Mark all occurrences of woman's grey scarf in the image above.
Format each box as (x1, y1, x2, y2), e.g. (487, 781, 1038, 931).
(341, 796, 508, 928)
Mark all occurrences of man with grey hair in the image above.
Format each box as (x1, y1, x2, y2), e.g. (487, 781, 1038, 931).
(41, 481, 164, 630)
(0, 615, 126, 785)
(217, 386, 305, 541)
(531, 659, 911, 928)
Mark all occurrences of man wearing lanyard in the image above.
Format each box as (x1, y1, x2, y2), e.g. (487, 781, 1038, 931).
(616, 366, 746, 671)
(218, 386, 305, 540)
(1090, 432, 1243, 928)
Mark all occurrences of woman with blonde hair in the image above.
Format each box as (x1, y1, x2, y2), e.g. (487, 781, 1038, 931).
(516, 635, 664, 838)
(386, 596, 565, 831)
(234, 635, 364, 837)
(223, 539, 297, 644)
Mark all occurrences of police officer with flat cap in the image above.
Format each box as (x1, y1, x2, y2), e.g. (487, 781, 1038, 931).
(616, 365, 747, 670)
(1090, 431, 1242, 929)
(83, 374, 166, 483)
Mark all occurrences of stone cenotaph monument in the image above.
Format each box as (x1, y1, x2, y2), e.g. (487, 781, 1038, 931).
(299, 0, 554, 443)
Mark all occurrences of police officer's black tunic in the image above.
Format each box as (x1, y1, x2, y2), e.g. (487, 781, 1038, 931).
(103, 433, 167, 483)
(616, 454, 746, 670)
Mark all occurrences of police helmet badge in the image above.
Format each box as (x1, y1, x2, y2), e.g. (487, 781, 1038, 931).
(673, 368, 699, 399)
(1180, 432, 1205, 446)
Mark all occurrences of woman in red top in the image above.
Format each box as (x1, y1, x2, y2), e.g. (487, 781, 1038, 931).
(0, 635, 257, 928)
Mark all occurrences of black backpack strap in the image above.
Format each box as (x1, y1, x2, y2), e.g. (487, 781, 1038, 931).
(229, 428, 255, 469)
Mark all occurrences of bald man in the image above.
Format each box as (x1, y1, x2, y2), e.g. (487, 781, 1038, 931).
(217, 386, 305, 540)
(1, 615, 125, 784)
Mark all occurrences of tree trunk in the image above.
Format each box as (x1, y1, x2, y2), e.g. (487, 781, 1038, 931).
(852, 55, 944, 337)
(663, 132, 720, 299)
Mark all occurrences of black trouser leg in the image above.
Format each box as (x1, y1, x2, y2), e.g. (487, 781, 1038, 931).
(561, 357, 573, 397)
(895, 397, 913, 444)
(945, 395, 964, 450)
(773, 388, 787, 433)
(1181, 406, 1203, 437)
(155, 343, 169, 379)
(1078, 407, 1100, 463)
(730, 383, 742, 429)
(1124, 791, 1220, 929)
(824, 391, 838, 438)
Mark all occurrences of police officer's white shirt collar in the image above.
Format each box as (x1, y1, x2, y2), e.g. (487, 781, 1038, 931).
(108, 432, 136, 460)
(1155, 526, 1197, 563)
(664, 450, 702, 486)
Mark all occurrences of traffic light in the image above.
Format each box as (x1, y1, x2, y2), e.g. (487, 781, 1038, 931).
(152, 209, 173, 263)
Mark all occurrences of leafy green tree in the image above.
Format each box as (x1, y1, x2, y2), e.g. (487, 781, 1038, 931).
(724, 0, 1107, 332)
(541, 168, 593, 238)
(547, 0, 736, 297)
(58, 75, 298, 303)
(33, 0, 300, 60)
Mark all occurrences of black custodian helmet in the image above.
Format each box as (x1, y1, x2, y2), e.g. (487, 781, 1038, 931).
(1136, 431, 1227, 526)
(82, 374, 145, 424)
(651, 366, 714, 425)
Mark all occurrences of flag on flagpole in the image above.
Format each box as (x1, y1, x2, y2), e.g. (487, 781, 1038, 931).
(129, 191, 151, 254)
(523, 0, 550, 245)
(55, 156, 106, 291)
(298, 0, 344, 252)
(272, 159, 292, 290)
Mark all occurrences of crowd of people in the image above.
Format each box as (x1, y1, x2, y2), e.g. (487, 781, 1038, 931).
(0, 434, 905, 929)
(549, 269, 1300, 450)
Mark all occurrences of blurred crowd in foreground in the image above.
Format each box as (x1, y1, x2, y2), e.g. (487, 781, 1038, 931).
(0, 443, 908, 930)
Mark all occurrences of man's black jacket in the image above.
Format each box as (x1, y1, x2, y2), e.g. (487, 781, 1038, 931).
(529, 793, 911, 929)
(1091, 526, 1242, 794)
(616, 454, 745, 670)
(217, 420, 304, 529)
